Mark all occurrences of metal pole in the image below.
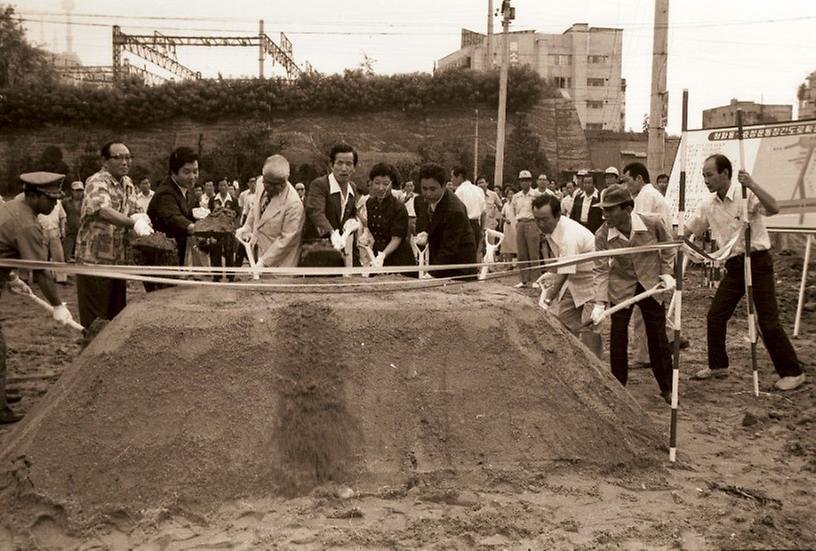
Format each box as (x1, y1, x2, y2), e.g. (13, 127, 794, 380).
(112, 25, 122, 85)
(793, 234, 812, 337)
(258, 19, 265, 79)
(737, 109, 760, 397)
(493, 1, 511, 192)
(669, 88, 688, 463)
(647, 0, 669, 180)
(474, 109, 479, 182)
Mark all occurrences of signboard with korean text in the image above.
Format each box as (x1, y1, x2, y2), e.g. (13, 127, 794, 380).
(667, 119, 816, 230)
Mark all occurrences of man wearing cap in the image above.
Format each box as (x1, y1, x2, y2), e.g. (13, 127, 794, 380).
(236, 155, 305, 272)
(604, 166, 620, 190)
(0, 172, 76, 423)
(685, 154, 804, 391)
(75, 142, 153, 328)
(570, 170, 603, 234)
(591, 183, 675, 403)
(511, 170, 543, 288)
(62, 181, 84, 261)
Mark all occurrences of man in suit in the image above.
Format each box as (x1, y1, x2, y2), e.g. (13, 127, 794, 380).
(414, 163, 477, 280)
(236, 155, 304, 270)
(570, 170, 603, 234)
(301, 143, 359, 266)
(147, 147, 198, 268)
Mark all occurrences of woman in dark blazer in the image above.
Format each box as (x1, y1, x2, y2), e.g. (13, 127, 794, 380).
(365, 163, 416, 271)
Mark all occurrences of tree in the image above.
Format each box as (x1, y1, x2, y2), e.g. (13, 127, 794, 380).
(0, 5, 56, 88)
(504, 115, 549, 182)
(200, 123, 289, 185)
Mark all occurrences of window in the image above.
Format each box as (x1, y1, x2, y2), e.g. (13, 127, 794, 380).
(586, 123, 604, 130)
(587, 55, 609, 64)
(556, 77, 572, 88)
(587, 100, 604, 109)
(551, 54, 571, 65)
(587, 78, 606, 87)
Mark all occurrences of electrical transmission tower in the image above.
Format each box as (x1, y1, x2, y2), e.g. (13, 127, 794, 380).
(111, 21, 302, 85)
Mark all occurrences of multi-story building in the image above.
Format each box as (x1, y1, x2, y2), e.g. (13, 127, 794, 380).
(799, 71, 816, 120)
(702, 99, 792, 129)
(437, 23, 625, 132)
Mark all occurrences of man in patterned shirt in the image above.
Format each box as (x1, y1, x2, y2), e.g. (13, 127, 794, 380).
(75, 142, 152, 328)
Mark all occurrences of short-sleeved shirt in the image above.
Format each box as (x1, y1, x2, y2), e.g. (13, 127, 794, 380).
(0, 197, 48, 283)
(686, 181, 770, 259)
(541, 215, 596, 307)
(75, 168, 137, 265)
(633, 183, 672, 224)
(454, 180, 486, 220)
(511, 188, 542, 220)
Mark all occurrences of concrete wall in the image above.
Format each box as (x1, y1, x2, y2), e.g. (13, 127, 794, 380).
(585, 131, 679, 178)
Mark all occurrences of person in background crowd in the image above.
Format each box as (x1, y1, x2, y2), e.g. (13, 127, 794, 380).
(570, 170, 603, 234)
(533, 194, 600, 356)
(37, 197, 68, 283)
(604, 166, 620, 191)
(147, 147, 198, 268)
(75, 142, 151, 329)
(238, 178, 256, 225)
(365, 163, 415, 270)
(560, 180, 576, 219)
(61, 181, 83, 261)
(0, 172, 76, 424)
(500, 186, 517, 263)
(135, 177, 154, 213)
(193, 183, 204, 206)
(295, 182, 306, 201)
(511, 170, 542, 288)
(402, 180, 418, 236)
(414, 163, 477, 279)
(451, 166, 486, 256)
(236, 155, 304, 270)
(592, 184, 675, 404)
(200, 180, 215, 208)
(208, 178, 241, 282)
(685, 154, 804, 391)
(655, 173, 670, 196)
(478, 176, 502, 232)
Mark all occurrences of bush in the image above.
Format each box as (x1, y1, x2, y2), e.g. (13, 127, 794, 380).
(0, 67, 553, 130)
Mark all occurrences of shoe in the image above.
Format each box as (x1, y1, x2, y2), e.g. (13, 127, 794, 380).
(774, 373, 806, 391)
(693, 367, 728, 380)
(632, 361, 651, 370)
(531, 282, 541, 289)
(0, 407, 23, 424)
(661, 391, 672, 404)
(514, 282, 528, 289)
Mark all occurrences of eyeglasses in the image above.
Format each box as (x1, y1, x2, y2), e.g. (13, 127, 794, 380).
(109, 154, 134, 162)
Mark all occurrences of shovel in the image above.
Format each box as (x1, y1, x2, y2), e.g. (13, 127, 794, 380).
(235, 229, 260, 280)
(13, 288, 84, 332)
(479, 229, 504, 281)
(585, 282, 672, 327)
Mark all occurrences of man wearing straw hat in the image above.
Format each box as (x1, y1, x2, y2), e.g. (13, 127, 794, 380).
(0, 172, 75, 423)
(686, 154, 804, 391)
(591, 184, 675, 403)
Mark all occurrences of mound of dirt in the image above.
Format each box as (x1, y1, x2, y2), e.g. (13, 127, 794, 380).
(0, 282, 665, 534)
(130, 231, 177, 253)
(192, 210, 237, 236)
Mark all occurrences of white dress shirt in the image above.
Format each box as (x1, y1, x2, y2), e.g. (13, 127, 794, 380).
(455, 180, 486, 220)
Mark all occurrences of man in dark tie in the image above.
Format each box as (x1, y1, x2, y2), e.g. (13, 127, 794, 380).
(301, 143, 359, 266)
(414, 163, 477, 280)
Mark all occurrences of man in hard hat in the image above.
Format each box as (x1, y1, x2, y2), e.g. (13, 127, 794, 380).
(0, 172, 76, 423)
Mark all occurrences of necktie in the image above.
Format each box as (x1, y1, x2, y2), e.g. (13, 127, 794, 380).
(259, 192, 269, 214)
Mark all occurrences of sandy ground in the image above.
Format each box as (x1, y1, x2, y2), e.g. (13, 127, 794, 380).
(0, 253, 814, 550)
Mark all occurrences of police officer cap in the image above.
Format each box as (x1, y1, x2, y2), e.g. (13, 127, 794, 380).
(21, 172, 65, 198)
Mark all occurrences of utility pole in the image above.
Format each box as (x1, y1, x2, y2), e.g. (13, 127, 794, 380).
(493, 0, 513, 191)
(474, 109, 480, 181)
(486, 0, 494, 68)
(647, 0, 669, 180)
(258, 19, 265, 79)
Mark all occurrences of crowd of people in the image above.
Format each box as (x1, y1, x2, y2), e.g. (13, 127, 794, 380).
(0, 141, 805, 424)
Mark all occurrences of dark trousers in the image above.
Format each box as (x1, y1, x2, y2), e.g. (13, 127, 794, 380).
(609, 283, 673, 393)
(76, 274, 127, 329)
(209, 236, 237, 282)
(708, 251, 802, 377)
(469, 219, 483, 255)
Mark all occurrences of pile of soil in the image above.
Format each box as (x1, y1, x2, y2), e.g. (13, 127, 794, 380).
(129, 231, 176, 253)
(192, 210, 237, 236)
(0, 282, 664, 537)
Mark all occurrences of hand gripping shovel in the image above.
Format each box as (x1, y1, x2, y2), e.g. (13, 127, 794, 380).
(12, 288, 84, 332)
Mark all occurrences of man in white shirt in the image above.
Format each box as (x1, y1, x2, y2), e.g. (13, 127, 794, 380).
(200, 180, 215, 209)
(134, 177, 154, 213)
(451, 166, 486, 253)
(38, 200, 68, 283)
(238, 177, 257, 225)
(477, 176, 502, 231)
(511, 170, 543, 288)
(560, 181, 576, 218)
(685, 154, 804, 391)
(533, 194, 600, 356)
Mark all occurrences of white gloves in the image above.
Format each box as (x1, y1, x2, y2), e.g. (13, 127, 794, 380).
(372, 251, 386, 268)
(192, 207, 210, 220)
(130, 213, 154, 237)
(591, 303, 606, 325)
(415, 232, 428, 248)
(330, 229, 345, 251)
(7, 275, 33, 296)
(659, 274, 676, 290)
(52, 303, 74, 325)
(235, 226, 252, 244)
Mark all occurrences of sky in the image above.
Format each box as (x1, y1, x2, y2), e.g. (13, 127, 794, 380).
(12, 0, 816, 134)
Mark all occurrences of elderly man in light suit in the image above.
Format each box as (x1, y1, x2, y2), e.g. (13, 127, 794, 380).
(236, 155, 304, 271)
